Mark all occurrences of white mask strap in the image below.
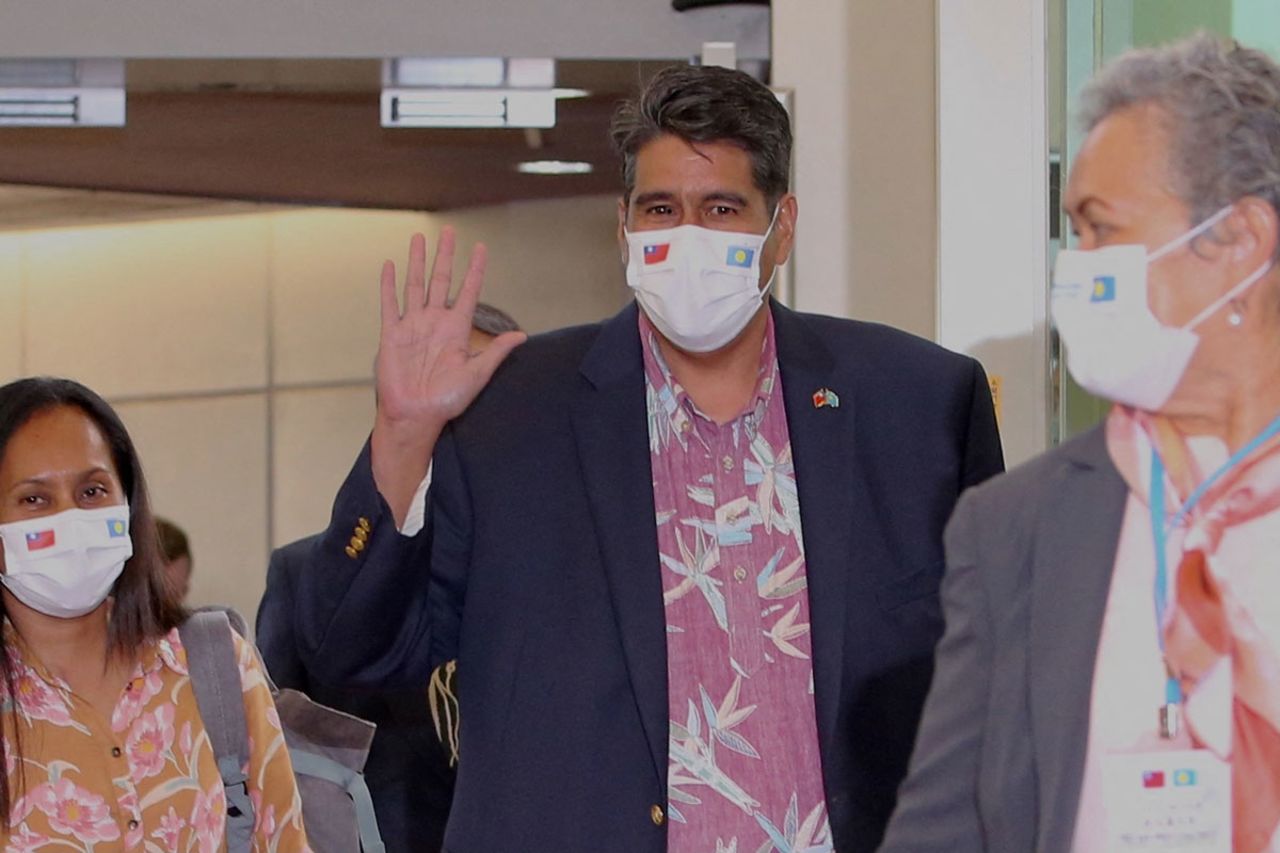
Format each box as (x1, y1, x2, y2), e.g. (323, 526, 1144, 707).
(1186, 258, 1274, 331)
(1148, 205, 1233, 262)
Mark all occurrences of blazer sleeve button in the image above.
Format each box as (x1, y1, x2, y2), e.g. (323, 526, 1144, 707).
(650, 804, 665, 826)
(344, 545, 358, 559)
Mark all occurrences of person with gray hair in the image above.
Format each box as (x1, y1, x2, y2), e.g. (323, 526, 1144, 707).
(880, 33, 1280, 852)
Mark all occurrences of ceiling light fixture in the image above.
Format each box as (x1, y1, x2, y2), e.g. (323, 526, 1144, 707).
(382, 58, 580, 129)
(0, 60, 125, 127)
(516, 160, 594, 176)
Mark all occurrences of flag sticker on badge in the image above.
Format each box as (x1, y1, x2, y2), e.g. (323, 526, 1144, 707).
(1142, 770, 1165, 789)
(1091, 275, 1117, 303)
(726, 247, 755, 268)
(644, 244, 670, 265)
(106, 519, 128, 538)
(25, 530, 55, 551)
(1173, 768, 1197, 787)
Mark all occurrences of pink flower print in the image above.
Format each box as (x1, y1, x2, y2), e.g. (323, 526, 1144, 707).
(112, 667, 164, 732)
(11, 671, 73, 726)
(118, 786, 142, 848)
(152, 805, 187, 849)
(6, 823, 50, 853)
(126, 703, 176, 781)
(179, 720, 194, 755)
(158, 631, 188, 675)
(249, 789, 277, 837)
(30, 778, 121, 842)
(190, 780, 226, 853)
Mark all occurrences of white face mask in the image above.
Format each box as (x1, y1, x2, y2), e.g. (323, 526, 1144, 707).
(0, 505, 133, 618)
(624, 208, 779, 353)
(1051, 205, 1271, 411)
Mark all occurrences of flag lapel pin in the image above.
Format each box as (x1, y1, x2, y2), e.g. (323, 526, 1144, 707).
(812, 388, 840, 409)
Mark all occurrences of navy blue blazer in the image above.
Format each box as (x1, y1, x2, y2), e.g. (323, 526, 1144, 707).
(298, 301, 1004, 852)
(257, 535, 455, 853)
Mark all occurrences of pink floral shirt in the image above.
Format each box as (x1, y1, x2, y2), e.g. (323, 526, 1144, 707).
(642, 312, 831, 853)
(0, 622, 309, 852)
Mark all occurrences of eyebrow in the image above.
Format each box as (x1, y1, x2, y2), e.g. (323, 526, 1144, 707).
(9, 466, 113, 492)
(631, 190, 752, 208)
(1067, 195, 1113, 217)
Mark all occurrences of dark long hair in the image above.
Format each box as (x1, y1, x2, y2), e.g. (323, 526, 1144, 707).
(0, 377, 186, 823)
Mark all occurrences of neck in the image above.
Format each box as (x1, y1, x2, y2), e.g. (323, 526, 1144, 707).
(656, 306, 769, 425)
(1161, 329, 1280, 453)
(3, 592, 114, 678)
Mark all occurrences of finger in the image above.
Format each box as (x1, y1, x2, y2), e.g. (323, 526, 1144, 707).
(379, 260, 400, 327)
(452, 242, 488, 318)
(405, 233, 428, 309)
(469, 330, 527, 383)
(427, 226, 457, 307)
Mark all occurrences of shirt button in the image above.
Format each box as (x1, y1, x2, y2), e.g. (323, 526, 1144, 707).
(722, 456, 734, 472)
(733, 566, 748, 582)
(111, 747, 122, 758)
(128, 819, 139, 830)
(650, 804, 665, 826)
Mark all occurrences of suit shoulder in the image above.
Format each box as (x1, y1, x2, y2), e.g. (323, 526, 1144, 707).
(960, 426, 1105, 515)
(484, 320, 604, 389)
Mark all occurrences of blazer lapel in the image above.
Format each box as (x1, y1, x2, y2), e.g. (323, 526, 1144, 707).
(1028, 426, 1128, 849)
(571, 303, 668, 789)
(771, 302, 856, 759)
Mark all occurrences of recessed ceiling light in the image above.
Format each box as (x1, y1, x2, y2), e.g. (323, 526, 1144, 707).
(517, 160, 594, 176)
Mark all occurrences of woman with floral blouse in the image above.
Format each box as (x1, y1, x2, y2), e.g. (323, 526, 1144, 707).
(0, 377, 308, 851)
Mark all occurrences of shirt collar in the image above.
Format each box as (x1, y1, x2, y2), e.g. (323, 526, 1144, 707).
(638, 307, 780, 433)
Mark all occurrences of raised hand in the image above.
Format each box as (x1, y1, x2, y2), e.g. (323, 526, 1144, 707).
(371, 228, 525, 523)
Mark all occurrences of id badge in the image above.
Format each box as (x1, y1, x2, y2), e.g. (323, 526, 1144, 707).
(1100, 749, 1231, 852)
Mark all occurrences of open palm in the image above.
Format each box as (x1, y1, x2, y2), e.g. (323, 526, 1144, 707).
(376, 228, 525, 430)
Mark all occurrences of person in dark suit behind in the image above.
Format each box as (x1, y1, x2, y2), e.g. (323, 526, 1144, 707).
(258, 304, 518, 852)
(257, 534, 455, 853)
(297, 64, 1004, 853)
(881, 34, 1280, 852)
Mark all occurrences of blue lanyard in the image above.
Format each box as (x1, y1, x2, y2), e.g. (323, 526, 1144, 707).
(1149, 411, 1280, 707)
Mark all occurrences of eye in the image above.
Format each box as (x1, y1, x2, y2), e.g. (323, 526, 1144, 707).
(645, 204, 674, 217)
(709, 205, 738, 217)
(81, 484, 110, 501)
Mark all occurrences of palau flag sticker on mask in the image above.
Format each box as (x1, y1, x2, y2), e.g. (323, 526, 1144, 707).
(1090, 275, 1117, 303)
(726, 246, 755, 268)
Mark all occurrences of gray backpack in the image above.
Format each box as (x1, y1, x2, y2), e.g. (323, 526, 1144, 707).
(179, 608, 386, 853)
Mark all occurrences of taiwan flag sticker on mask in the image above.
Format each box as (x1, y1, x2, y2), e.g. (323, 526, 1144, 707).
(644, 243, 670, 265)
(25, 530, 55, 551)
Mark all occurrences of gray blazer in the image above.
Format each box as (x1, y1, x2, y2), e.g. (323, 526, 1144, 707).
(879, 425, 1130, 852)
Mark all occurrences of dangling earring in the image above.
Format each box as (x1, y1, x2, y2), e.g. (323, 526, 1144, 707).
(1227, 299, 1245, 327)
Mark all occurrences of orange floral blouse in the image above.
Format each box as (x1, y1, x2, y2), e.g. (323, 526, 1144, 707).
(0, 622, 309, 852)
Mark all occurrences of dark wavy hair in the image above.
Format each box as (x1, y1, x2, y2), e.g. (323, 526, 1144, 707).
(0, 377, 186, 823)
(610, 64, 793, 209)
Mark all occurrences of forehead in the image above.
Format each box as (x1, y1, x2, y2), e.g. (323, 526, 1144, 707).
(631, 134, 760, 196)
(1064, 103, 1179, 212)
(0, 405, 116, 483)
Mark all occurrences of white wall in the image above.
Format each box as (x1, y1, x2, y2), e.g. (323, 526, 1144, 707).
(773, 1, 939, 341)
(0, 195, 625, 621)
(937, 0, 1050, 466)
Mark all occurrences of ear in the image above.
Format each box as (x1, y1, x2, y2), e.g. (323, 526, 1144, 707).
(616, 196, 630, 264)
(1232, 196, 1279, 272)
(769, 194, 799, 267)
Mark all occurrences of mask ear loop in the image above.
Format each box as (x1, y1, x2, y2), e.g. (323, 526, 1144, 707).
(1147, 205, 1234, 263)
(1185, 258, 1274, 331)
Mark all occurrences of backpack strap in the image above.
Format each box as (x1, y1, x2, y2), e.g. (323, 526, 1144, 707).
(288, 751, 387, 853)
(180, 609, 256, 853)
